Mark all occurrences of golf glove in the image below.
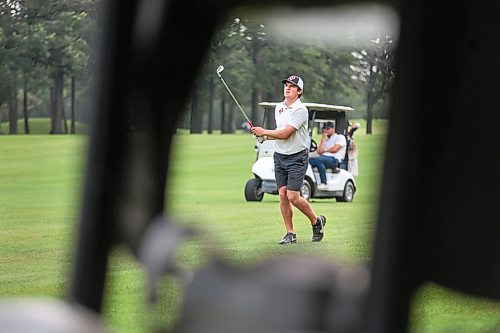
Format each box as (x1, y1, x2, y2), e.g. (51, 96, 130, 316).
(254, 135, 266, 144)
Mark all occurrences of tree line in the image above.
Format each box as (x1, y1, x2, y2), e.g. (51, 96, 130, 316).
(0, 1, 396, 135)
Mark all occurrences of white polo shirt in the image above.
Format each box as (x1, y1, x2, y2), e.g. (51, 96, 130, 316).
(322, 133, 347, 161)
(274, 99, 309, 155)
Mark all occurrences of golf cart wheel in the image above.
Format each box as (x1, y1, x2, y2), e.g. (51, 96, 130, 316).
(245, 178, 264, 201)
(300, 180, 312, 201)
(336, 180, 355, 202)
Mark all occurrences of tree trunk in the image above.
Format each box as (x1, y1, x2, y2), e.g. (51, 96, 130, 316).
(225, 104, 235, 134)
(0, 103, 3, 134)
(220, 97, 226, 133)
(366, 90, 373, 135)
(62, 100, 68, 134)
(221, 100, 235, 134)
(8, 82, 18, 135)
(51, 72, 65, 134)
(207, 75, 214, 134)
(251, 87, 264, 127)
(190, 86, 203, 133)
(71, 76, 76, 134)
(23, 79, 30, 134)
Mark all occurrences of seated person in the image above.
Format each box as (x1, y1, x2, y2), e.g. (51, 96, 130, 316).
(309, 122, 347, 190)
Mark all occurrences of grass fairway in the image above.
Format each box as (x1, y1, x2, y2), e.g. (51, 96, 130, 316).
(1, 123, 499, 332)
(0, 135, 87, 297)
(0, 118, 89, 134)
(166, 129, 383, 264)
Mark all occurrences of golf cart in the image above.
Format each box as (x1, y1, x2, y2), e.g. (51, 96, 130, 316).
(245, 102, 357, 202)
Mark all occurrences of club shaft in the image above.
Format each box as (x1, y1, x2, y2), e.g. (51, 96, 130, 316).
(218, 76, 253, 127)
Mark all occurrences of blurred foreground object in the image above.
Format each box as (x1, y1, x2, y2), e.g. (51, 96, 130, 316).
(0, 299, 109, 333)
(175, 256, 370, 333)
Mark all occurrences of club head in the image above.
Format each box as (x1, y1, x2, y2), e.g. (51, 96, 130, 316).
(216, 65, 224, 77)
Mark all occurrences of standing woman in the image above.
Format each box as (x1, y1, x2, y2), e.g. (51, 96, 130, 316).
(251, 75, 326, 244)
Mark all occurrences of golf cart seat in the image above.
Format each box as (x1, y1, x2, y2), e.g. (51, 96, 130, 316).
(339, 161, 349, 170)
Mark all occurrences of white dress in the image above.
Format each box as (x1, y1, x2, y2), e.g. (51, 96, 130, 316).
(348, 139, 359, 176)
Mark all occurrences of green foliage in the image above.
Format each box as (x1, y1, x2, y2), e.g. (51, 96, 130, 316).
(1, 5, 394, 132)
(203, 12, 397, 132)
(0, 0, 98, 124)
(1, 129, 499, 333)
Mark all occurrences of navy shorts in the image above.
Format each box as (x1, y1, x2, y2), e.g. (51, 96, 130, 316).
(274, 149, 309, 192)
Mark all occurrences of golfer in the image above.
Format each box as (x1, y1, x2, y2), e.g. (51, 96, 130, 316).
(251, 75, 326, 244)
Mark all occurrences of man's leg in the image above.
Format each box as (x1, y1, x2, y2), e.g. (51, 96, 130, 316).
(318, 155, 338, 170)
(309, 157, 327, 184)
(279, 186, 294, 233)
(287, 190, 317, 225)
(274, 153, 294, 234)
(278, 186, 298, 244)
(288, 190, 327, 242)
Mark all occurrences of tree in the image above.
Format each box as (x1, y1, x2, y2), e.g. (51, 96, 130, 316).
(228, 17, 269, 126)
(0, 0, 22, 134)
(349, 34, 396, 134)
(182, 15, 396, 134)
(204, 23, 232, 133)
(213, 18, 254, 133)
(190, 81, 203, 133)
(0, 0, 97, 134)
(39, 1, 96, 133)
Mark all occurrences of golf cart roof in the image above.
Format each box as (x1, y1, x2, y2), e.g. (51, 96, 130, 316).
(259, 102, 354, 112)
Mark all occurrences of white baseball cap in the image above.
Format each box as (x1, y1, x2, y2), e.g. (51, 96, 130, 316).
(282, 75, 304, 90)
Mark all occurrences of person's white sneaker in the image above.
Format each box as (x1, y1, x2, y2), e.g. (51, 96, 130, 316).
(317, 183, 328, 191)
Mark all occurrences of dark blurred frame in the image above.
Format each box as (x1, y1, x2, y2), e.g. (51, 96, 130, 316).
(68, 1, 500, 332)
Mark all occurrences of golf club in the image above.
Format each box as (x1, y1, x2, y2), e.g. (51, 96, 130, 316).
(216, 65, 254, 127)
